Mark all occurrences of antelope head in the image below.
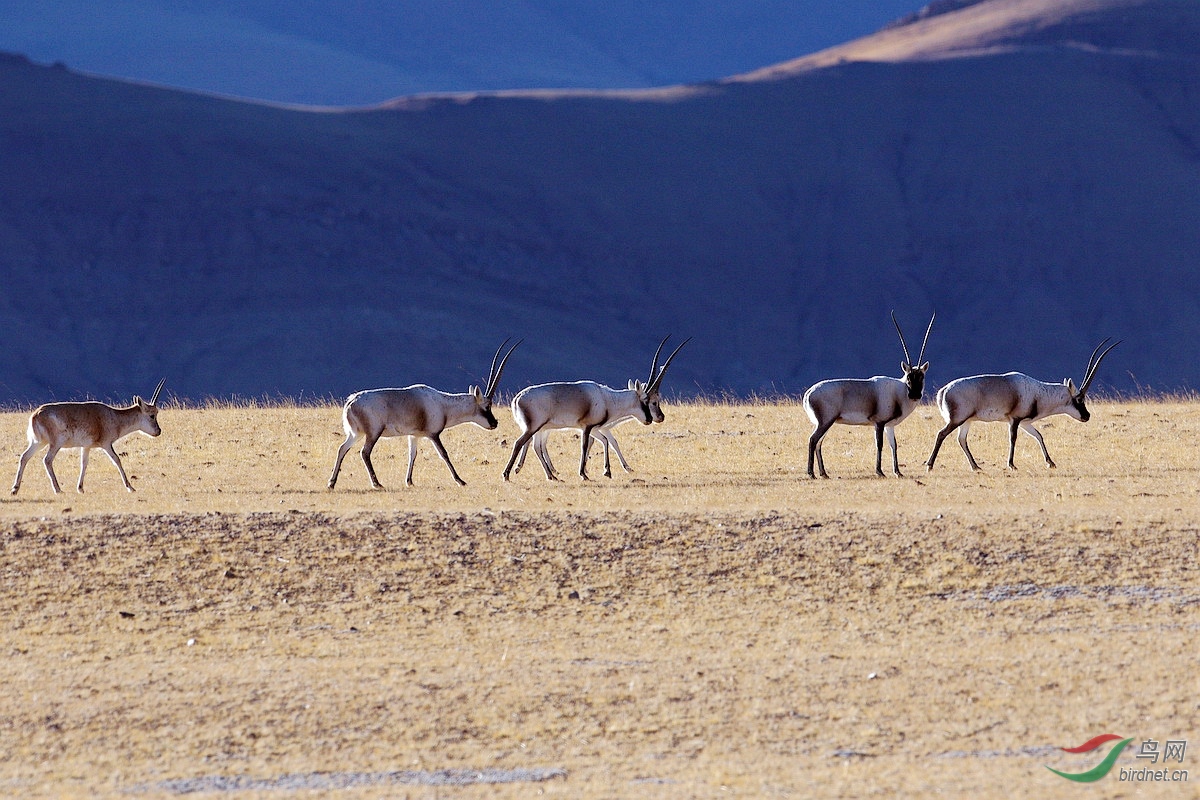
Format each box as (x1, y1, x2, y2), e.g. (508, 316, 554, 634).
(1065, 338, 1121, 422)
(893, 312, 935, 401)
(629, 335, 691, 424)
(472, 338, 522, 429)
(134, 378, 166, 437)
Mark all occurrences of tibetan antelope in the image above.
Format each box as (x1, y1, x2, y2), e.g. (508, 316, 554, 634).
(510, 337, 681, 479)
(328, 339, 520, 489)
(925, 338, 1121, 471)
(12, 378, 166, 495)
(803, 313, 934, 478)
(515, 415, 639, 480)
(502, 336, 689, 481)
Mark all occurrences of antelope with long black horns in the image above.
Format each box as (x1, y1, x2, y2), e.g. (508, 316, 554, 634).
(328, 338, 521, 489)
(503, 336, 690, 481)
(510, 336, 681, 479)
(803, 313, 934, 478)
(925, 338, 1121, 471)
(12, 378, 166, 495)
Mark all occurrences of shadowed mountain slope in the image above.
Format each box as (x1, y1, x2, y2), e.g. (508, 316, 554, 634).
(1, 0, 1198, 402)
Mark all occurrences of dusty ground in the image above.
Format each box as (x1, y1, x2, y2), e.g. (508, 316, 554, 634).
(0, 401, 1197, 798)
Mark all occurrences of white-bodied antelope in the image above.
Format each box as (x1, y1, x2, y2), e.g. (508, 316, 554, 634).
(925, 338, 1121, 472)
(503, 336, 689, 481)
(803, 313, 934, 478)
(510, 337, 680, 479)
(12, 378, 166, 495)
(328, 339, 520, 489)
(516, 415, 639, 480)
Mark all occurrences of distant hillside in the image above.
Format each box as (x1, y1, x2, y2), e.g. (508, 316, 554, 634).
(0, 0, 919, 105)
(737, 0, 1200, 76)
(1, 0, 1198, 403)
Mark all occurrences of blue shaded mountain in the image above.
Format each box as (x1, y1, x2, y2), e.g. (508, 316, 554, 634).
(0, 0, 1197, 403)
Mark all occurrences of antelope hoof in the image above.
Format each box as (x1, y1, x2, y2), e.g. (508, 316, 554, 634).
(1046, 460, 1057, 469)
(455, 478, 467, 487)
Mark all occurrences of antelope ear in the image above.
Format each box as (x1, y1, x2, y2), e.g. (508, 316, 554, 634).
(470, 385, 482, 400)
(133, 395, 144, 405)
(919, 362, 929, 372)
(901, 362, 911, 372)
(628, 379, 640, 391)
(1065, 378, 1077, 394)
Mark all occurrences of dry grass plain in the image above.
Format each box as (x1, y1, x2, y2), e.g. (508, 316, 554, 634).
(0, 400, 1197, 799)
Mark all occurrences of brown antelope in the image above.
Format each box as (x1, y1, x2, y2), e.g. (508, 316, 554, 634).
(328, 339, 520, 489)
(12, 378, 166, 495)
(925, 338, 1121, 471)
(503, 336, 689, 481)
(803, 313, 934, 478)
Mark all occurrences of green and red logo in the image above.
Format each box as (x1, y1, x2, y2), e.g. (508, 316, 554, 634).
(1046, 734, 1134, 782)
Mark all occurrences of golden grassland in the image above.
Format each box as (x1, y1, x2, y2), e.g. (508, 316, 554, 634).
(0, 401, 1197, 798)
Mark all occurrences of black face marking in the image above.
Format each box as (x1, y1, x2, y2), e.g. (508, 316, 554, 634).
(906, 369, 925, 401)
(482, 406, 498, 429)
(640, 400, 653, 423)
(1074, 396, 1090, 422)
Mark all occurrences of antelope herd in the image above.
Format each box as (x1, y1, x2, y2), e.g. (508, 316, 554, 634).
(7, 321, 1124, 494)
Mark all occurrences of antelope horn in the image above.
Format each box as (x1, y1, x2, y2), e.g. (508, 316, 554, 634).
(486, 338, 511, 392)
(648, 337, 691, 394)
(891, 311, 912, 365)
(149, 377, 166, 406)
(1083, 337, 1111, 382)
(916, 313, 935, 365)
(485, 338, 522, 400)
(647, 335, 670, 386)
(1078, 338, 1121, 396)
